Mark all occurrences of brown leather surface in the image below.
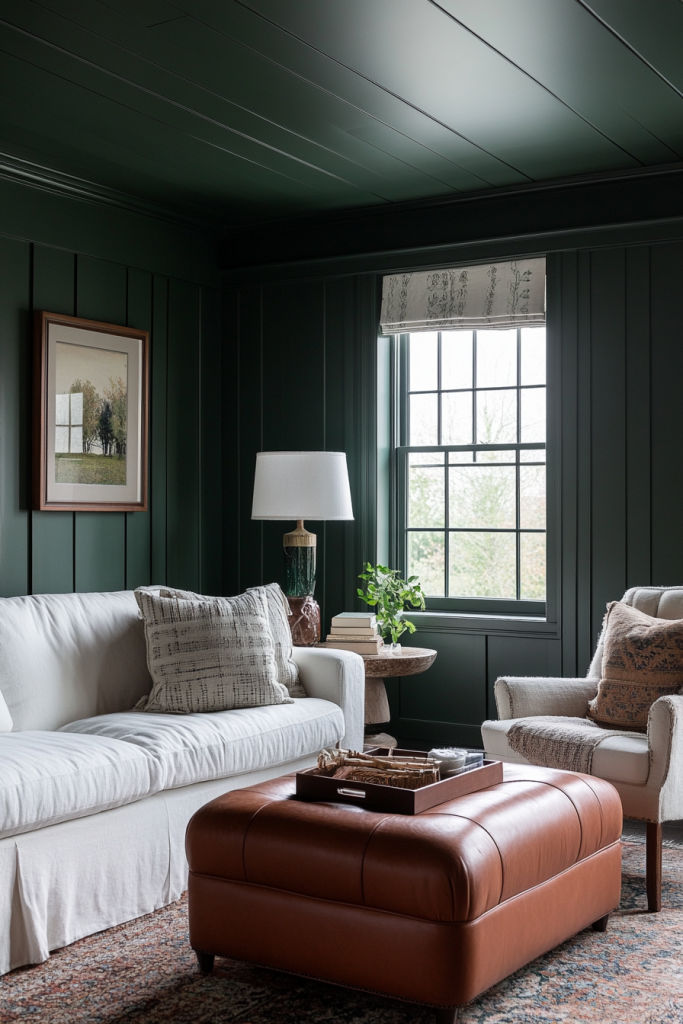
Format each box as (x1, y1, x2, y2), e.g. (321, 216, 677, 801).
(186, 764, 622, 923)
(188, 841, 622, 1007)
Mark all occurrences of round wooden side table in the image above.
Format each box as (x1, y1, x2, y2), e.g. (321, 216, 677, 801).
(361, 646, 437, 731)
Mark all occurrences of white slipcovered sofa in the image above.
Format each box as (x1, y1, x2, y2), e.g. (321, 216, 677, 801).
(0, 590, 364, 975)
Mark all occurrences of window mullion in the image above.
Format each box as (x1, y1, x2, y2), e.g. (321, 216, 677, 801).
(516, 328, 521, 601)
(472, 330, 477, 455)
(444, 455, 449, 598)
(437, 332, 442, 446)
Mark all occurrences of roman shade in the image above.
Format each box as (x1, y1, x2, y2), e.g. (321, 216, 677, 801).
(380, 258, 545, 333)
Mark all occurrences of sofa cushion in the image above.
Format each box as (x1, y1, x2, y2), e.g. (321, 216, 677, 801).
(60, 698, 345, 790)
(0, 732, 162, 839)
(0, 591, 152, 732)
(135, 588, 292, 714)
(481, 718, 650, 785)
(587, 602, 683, 729)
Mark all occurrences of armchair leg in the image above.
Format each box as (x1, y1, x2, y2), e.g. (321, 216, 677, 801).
(646, 822, 662, 912)
(435, 1009, 458, 1023)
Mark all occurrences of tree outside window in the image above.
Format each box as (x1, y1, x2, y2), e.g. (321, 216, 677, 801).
(400, 327, 546, 605)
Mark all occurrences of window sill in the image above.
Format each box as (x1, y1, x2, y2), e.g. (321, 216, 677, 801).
(405, 610, 559, 636)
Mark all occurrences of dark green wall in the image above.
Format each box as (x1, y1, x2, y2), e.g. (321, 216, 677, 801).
(0, 179, 221, 598)
(222, 275, 379, 629)
(224, 231, 683, 749)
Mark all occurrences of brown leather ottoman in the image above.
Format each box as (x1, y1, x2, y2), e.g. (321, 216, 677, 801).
(186, 763, 622, 1022)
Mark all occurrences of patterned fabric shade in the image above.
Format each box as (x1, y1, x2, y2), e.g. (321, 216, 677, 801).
(380, 258, 545, 333)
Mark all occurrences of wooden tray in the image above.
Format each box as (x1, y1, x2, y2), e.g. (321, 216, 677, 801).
(295, 747, 503, 815)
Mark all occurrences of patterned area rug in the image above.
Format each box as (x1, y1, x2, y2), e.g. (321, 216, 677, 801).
(2, 841, 683, 1024)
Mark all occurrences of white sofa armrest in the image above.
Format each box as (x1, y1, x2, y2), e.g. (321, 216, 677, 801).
(494, 676, 600, 720)
(647, 694, 683, 820)
(291, 647, 365, 752)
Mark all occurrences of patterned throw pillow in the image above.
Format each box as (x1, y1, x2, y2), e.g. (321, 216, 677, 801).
(134, 588, 293, 714)
(246, 584, 306, 698)
(152, 583, 305, 699)
(587, 601, 683, 729)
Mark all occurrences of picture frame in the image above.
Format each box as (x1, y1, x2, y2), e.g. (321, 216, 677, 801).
(33, 311, 149, 512)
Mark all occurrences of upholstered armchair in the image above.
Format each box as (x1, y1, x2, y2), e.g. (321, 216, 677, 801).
(482, 586, 683, 912)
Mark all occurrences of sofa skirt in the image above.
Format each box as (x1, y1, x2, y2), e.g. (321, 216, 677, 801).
(0, 755, 317, 975)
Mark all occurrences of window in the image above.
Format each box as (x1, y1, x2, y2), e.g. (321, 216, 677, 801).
(397, 326, 546, 611)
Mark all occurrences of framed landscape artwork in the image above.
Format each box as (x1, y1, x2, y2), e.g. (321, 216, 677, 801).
(33, 311, 149, 511)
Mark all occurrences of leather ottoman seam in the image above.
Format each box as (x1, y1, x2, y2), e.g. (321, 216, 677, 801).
(426, 812, 504, 914)
(359, 817, 391, 910)
(188, 839, 622, 925)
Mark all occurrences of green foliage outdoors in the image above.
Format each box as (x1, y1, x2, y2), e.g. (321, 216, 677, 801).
(55, 453, 126, 485)
(408, 395, 545, 601)
(357, 563, 426, 644)
(70, 378, 100, 452)
(70, 376, 127, 457)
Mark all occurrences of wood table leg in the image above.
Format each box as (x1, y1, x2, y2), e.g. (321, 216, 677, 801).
(435, 1008, 458, 1023)
(646, 821, 663, 912)
(364, 677, 390, 725)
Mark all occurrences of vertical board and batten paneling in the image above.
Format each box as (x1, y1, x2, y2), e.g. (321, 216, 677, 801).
(261, 280, 326, 593)
(558, 250, 580, 677)
(0, 211, 220, 602)
(0, 237, 31, 598)
(150, 275, 169, 585)
(589, 248, 627, 649)
(225, 234, 683, 748)
(31, 244, 76, 594)
(200, 287, 223, 597)
(221, 283, 241, 598)
(575, 250, 594, 672)
(166, 281, 201, 592)
(125, 268, 153, 591)
(625, 246, 651, 589)
(323, 277, 354, 630)
(225, 273, 378, 630)
(235, 286, 265, 594)
(650, 242, 683, 586)
(388, 631, 487, 749)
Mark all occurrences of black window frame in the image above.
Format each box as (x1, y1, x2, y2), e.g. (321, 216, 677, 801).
(392, 327, 551, 617)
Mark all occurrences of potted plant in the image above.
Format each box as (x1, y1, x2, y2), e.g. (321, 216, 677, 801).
(357, 563, 426, 653)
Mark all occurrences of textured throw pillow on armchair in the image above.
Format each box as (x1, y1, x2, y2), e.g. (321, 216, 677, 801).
(135, 587, 293, 713)
(587, 601, 683, 730)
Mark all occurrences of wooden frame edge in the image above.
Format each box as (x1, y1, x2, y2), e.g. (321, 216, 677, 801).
(33, 311, 150, 512)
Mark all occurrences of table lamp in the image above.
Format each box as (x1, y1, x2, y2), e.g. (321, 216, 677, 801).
(251, 451, 354, 644)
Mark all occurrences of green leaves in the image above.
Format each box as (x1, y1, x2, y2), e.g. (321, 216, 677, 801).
(357, 563, 426, 644)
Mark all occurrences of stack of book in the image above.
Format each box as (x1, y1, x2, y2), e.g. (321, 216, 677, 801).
(325, 612, 383, 654)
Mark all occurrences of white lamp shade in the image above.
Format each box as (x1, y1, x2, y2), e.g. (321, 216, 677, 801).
(251, 451, 354, 521)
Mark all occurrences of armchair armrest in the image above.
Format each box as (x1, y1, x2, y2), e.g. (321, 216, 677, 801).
(291, 647, 365, 752)
(647, 695, 683, 819)
(494, 676, 599, 720)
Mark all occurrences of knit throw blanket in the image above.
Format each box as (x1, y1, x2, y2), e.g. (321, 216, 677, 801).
(507, 716, 645, 774)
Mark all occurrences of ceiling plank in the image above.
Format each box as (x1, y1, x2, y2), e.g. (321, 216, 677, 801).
(433, 0, 683, 163)
(1, 9, 388, 204)
(33, 0, 487, 197)
(163, 0, 530, 186)
(579, 0, 683, 98)
(233, 0, 638, 178)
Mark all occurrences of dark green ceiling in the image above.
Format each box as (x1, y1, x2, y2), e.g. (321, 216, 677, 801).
(2, 0, 683, 226)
